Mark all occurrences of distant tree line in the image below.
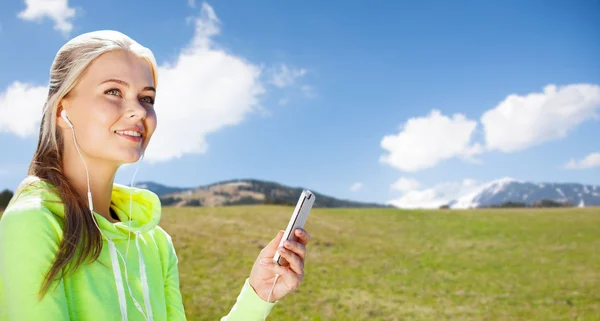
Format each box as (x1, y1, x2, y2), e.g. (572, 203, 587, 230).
(160, 196, 203, 206)
(487, 199, 576, 208)
(439, 199, 577, 209)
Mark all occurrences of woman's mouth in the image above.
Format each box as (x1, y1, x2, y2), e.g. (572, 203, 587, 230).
(115, 130, 142, 143)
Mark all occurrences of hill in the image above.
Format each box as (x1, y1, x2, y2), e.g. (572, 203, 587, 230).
(136, 179, 391, 208)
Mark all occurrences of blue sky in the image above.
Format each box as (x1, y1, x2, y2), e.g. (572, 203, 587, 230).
(0, 0, 599, 207)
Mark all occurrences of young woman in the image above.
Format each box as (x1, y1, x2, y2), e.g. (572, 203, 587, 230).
(0, 30, 310, 321)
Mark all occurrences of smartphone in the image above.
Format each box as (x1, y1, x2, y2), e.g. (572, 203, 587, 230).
(273, 189, 315, 266)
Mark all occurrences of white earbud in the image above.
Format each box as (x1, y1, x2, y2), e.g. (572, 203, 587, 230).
(61, 109, 74, 128)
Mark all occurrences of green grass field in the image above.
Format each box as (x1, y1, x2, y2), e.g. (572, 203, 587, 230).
(158, 206, 600, 321)
(2, 206, 599, 320)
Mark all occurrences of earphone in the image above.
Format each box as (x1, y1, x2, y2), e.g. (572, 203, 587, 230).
(60, 109, 73, 128)
(62, 109, 151, 320)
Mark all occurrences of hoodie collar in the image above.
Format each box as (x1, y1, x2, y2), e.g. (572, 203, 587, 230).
(14, 175, 161, 240)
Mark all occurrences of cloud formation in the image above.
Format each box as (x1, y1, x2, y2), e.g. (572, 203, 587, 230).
(0, 82, 47, 137)
(144, 3, 264, 162)
(380, 110, 482, 172)
(269, 64, 307, 88)
(564, 152, 600, 170)
(17, 0, 76, 34)
(482, 84, 600, 152)
(390, 177, 420, 193)
(388, 178, 480, 209)
(380, 84, 600, 173)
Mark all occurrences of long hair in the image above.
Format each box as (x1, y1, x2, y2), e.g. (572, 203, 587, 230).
(28, 30, 158, 299)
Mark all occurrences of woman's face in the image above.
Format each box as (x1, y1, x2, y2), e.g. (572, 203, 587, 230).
(59, 50, 157, 166)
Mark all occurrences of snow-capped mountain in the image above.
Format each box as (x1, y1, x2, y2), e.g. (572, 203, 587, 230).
(449, 178, 600, 208)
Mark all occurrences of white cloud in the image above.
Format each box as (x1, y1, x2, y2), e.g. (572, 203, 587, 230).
(389, 189, 447, 209)
(269, 64, 306, 88)
(390, 177, 420, 193)
(17, 0, 76, 34)
(0, 82, 47, 137)
(482, 84, 600, 153)
(349, 182, 363, 192)
(564, 152, 600, 170)
(380, 110, 482, 172)
(144, 3, 264, 162)
(380, 84, 600, 173)
(388, 178, 480, 209)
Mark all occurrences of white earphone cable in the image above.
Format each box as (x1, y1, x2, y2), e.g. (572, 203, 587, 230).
(68, 125, 150, 321)
(126, 152, 144, 258)
(263, 274, 279, 321)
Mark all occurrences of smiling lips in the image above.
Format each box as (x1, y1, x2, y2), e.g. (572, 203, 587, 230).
(115, 128, 143, 143)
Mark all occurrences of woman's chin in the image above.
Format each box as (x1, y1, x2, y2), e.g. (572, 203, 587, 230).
(115, 150, 144, 165)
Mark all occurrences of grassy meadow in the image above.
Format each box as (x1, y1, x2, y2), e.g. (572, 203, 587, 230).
(160, 206, 600, 321)
(1, 206, 599, 320)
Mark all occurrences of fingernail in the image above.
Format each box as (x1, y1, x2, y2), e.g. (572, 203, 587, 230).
(279, 247, 286, 254)
(284, 241, 291, 247)
(260, 259, 268, 266)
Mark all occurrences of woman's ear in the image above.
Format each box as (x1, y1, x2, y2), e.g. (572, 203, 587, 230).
(56, 102, 72, 129)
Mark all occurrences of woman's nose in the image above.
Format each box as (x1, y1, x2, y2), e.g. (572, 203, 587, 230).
(126, 99, 147, 120)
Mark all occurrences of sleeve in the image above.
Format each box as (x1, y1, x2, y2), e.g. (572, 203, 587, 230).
(162, 232, 187, 320)
(0, 206, 70, 321)
(220, 279, 277, 321)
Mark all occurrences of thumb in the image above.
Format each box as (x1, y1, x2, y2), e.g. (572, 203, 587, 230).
(262, 230, 285, 256)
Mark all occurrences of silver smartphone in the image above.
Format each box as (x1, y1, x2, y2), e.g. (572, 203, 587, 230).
(273, 189, 315, 266)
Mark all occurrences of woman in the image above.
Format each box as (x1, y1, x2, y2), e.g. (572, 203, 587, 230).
(0, 30, 310, 321)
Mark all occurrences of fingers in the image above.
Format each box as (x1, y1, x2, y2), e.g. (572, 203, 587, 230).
(261, 259, 303, 292)
(259, 228, 310, 262)
(283, 239, 306, 261)
(294, 228, 311, 245)
(277, 246, 304, 275)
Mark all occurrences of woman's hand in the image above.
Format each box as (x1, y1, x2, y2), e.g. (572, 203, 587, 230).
(248, 228, 311, 302)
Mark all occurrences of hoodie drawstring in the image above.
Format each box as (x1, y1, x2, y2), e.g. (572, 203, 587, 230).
(108, 235, 154, 321)
(108, 240, 129, 321)
(136, 231, 154, 321)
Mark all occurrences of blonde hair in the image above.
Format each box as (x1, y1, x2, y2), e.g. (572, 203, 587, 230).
(28, 30, 158, 298)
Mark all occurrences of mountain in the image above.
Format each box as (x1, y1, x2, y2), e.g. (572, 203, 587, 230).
(449, 178, 600, 209)
(136, 179, 391, 208)
(136, 178, 600, 209)
(135, 181, 190, 196)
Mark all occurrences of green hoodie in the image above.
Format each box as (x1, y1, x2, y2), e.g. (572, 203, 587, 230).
(0, 176, 276, 321)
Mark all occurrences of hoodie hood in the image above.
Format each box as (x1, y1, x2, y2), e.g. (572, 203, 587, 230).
(3, 175, 165, 320)
(10, 175, 161, 240)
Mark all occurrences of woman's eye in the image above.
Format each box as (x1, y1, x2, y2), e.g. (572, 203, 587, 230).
(140, 96, 155, 104)
(105, 88, 121, 96)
